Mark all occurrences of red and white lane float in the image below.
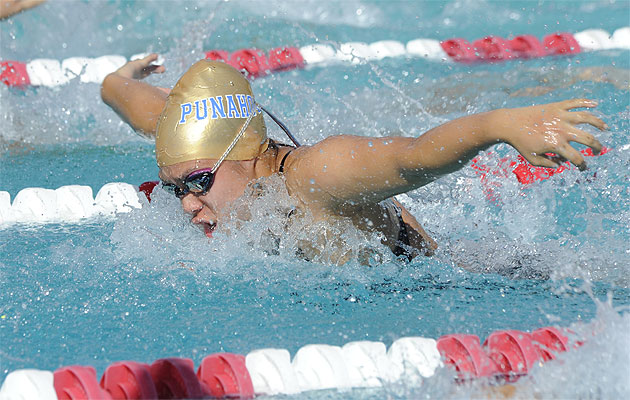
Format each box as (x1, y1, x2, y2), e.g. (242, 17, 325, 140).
(1, 27, 628, 87)
(1, 144, 625, 227)
(0, 326, 575, 399)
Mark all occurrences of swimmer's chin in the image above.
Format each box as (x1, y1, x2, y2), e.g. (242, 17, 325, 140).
(201, 222, 216, 238)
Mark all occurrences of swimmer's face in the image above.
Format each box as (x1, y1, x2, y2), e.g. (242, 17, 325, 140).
(159, 159, 253, 238)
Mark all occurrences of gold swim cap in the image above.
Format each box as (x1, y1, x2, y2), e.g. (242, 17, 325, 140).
(155, 60, 268, 167)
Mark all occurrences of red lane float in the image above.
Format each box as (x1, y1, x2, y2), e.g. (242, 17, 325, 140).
(100, 361, 157, 399)
(149, 358, 206, 399)
(54, 366, 112, 400)
(544, 32, 582, 55)
(437, 334, 499, 378)
(138, 181, 159, 202)
(0, 60, 29, 86)
(483, 330, 543, 376)
(437, 327, 572, 380)
(509, 35, 547, 58)
(198, 353, 254, 399)
(1, 27, 628, 87)
(531, 327, 570, 361)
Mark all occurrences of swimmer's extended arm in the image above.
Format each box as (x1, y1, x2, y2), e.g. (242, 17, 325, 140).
(101, 54, 168, 137)
(285, 99, 606, 210)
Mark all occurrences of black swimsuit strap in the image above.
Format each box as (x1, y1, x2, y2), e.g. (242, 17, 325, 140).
(279, 150, 292, 174)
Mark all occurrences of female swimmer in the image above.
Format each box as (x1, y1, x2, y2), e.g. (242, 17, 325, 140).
(101, 54, 606, 263)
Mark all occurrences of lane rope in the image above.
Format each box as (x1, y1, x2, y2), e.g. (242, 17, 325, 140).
(0, 145, 618, 227)
(0, 326, 577, 399)
(1, 27, 628, 87)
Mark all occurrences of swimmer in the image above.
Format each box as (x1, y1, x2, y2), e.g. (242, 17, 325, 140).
(101, 54, 606, 263)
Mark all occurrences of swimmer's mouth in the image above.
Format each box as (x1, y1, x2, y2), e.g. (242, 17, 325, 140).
(202, 222, 216, 238)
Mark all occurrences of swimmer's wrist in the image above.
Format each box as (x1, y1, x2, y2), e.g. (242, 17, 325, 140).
(482, 108, 510, 144)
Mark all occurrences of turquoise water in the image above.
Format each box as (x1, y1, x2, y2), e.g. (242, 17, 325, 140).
(1, 0, 629, 398)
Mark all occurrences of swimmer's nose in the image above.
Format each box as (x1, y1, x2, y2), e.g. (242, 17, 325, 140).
(180, 194, 203, 216)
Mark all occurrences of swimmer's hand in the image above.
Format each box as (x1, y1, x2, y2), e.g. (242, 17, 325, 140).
(493, 98, 607, 171)
(114, 53, 165, 80)
(101, 53, 168, 137)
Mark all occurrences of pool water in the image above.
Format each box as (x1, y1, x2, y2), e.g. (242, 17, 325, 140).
(1, 0, 629, 398)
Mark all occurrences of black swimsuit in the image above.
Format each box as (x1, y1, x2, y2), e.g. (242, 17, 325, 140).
(392, 203, 412, 261)
(272, 139, 412, 260)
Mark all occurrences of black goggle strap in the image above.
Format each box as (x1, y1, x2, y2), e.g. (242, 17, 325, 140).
(259, 105, 301, 148)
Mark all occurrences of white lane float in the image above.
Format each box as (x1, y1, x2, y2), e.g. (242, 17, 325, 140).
(0, 369, 56, 400)
(1, 27, 628, 87)
(0, 183, 141, 227)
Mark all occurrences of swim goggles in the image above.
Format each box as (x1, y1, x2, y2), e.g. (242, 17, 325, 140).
(161, 103, 301, 199)
(162, 168, 216, 198)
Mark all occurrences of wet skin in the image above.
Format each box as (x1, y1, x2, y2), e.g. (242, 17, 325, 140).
(158, 146, 437, 256)
(104, 56, 607, 260)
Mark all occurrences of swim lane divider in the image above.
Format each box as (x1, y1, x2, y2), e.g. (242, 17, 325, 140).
(0, 145, 623, 227)
(0, 326, 574, 399)
(1, 27, 628, 87)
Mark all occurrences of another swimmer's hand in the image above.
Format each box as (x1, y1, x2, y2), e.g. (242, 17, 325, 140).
(114, 53, 165, 80)
(491, 99, 607, 171)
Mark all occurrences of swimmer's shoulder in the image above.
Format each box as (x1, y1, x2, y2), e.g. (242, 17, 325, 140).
(277, 134, 366, 175)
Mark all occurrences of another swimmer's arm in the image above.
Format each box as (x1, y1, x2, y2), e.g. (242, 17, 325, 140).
(285, 99, 605, 208)
(0, 0, 46, 20)
(101, 54, 168, 137)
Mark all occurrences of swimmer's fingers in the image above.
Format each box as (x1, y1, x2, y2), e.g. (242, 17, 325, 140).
(560, 98, 598, 110)
(567, 126, 604, 155)
(566, 111, 608, 131)
(116, 53, 165, 80)
(527, 153, 562, 169)
(556, 144, 587, 171)
(141, 63, 165, 76)
(542, 153, 567, 166)
(136, 53, 165, 77)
